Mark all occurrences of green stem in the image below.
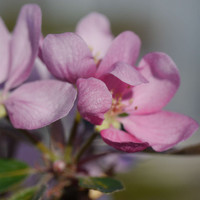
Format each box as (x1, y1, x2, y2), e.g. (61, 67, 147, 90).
(74, 132, 99, 163)
(20, 129, 57, 162)
(4, 117, 57, 162)
(64, 112, 81, 163)
(68, 112, 81, 146)
(0, 168, 36, 178)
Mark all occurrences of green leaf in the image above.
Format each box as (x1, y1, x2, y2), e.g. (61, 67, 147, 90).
(0, 159, 30, 193)
(8, 187, 37, 200)
(78, 177, 124, 194)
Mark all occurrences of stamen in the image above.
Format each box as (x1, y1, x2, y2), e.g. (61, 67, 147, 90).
(96, 92, 133, 131)
(110, 94, 125, 116)
(129, 98, 133, 105)
(88, 46, 101, 65)
(95, 51, 100, 58)
(89, 46, 93, 52)
(94, 52, 100, 64)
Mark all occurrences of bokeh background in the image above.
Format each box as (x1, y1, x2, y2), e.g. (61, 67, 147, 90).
(1, 0, 200, 199)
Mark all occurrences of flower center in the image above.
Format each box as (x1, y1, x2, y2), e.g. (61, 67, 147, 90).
(95, 94, 126, 132)
(109, 94, 125, 116)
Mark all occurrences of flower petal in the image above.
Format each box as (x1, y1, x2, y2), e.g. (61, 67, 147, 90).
(96, 31, 141, 77)
(5, 80, 77, 130)
(109, 62, 148, 85)
(101, 61, 148, 95)
(121, 111, 199, 152)
(76, 12, 114, 59)
(100, 127, 149, 153)
(77, 77, 112, 125)
(127, 52, 180, 114)
(38, 33, 44, 61)
(0, 17, 10, 84)
(5, 4, 42, 91)
(42, 32, 96, 84)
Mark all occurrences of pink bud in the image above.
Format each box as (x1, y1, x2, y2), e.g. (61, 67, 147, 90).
(53, 160, 66, 173)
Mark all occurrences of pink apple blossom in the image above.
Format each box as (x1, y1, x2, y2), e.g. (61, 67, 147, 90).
(0, 4, 77, 130)
(97, 52, 199, 152)
(42, 19, 142, 127)
(42, 21, 151, 153)
(42, 12, 199, 152)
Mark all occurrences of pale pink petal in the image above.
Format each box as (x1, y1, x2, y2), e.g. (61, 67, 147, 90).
(101, 61, 148, 95)
(126, 52, 180, 114)
(121, 111, 199, 152)
(5, 4, 42, 91)
(76, 12, 114, 59)
(77, 77, 112, 125)
(38, 33, 44, 61)
(96, 31, 141, 77)
(100, 127, 149, 153)
(0, 17, 10, 84)
(33, 57, 52, 79)
(42, 32, 96, 84)
(5, 80, 77, 130)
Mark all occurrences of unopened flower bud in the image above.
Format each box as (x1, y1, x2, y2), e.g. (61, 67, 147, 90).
(53, 160, 66, 173)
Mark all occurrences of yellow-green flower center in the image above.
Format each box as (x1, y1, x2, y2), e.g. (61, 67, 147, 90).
(95, 94, 126, 132)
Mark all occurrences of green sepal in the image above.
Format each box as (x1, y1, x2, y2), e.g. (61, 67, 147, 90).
(8, 187, 37, 200)
(0, 159, 30, 193)
(78, 177, 124, 194)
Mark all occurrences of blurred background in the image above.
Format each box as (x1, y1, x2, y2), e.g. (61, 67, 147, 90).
(1, 0, 200, 199)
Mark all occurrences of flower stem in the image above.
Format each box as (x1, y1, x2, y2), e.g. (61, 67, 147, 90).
(4, 117, 57, 162)
(64, 112, 81, 163)
(74, 132, 99, 163)
(20, 129, 57, 162)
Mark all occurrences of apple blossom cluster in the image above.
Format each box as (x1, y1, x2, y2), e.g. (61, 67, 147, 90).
(0, 4, 198, 152)
(0, 4, 199, 199)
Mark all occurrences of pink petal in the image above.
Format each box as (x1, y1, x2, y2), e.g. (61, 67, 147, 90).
(121, 111, 199, 152)
(76, 77, 112, 125)
(109, 62, 148, 84)
(5, 4, 42, 91)
(101, 61, 148, 95)
(76, 12, 114, 59)
(42, 32, 96, 84)
(96, 31, 141, 77)
(5, 80, 77, 130)
(0, 17, 10, 84)
(38, 33, 44, 61)
(126, 52, 180, 114)
(100, 127, 149, 153)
